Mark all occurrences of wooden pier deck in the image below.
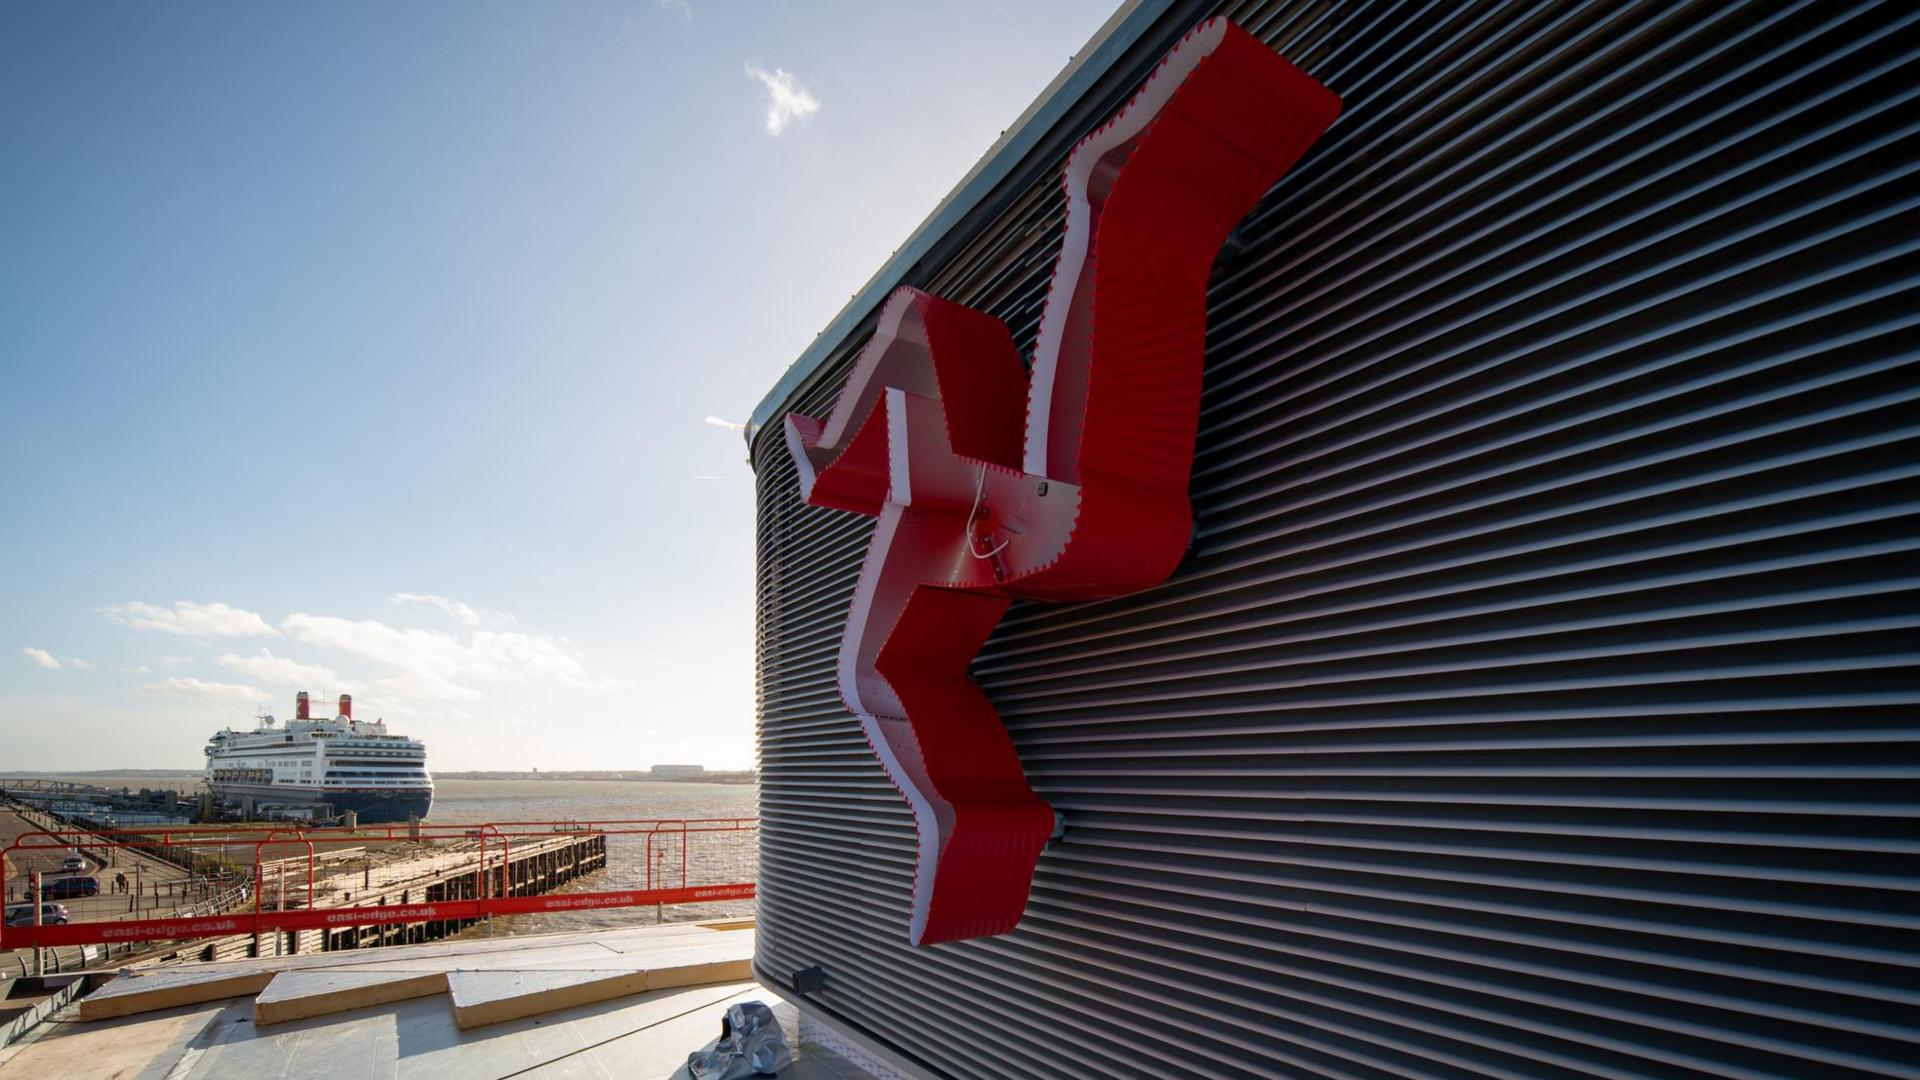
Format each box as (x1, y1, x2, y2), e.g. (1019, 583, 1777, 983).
(147, 831, 609, 966)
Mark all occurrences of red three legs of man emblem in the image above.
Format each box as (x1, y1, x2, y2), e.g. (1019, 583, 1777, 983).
(784, 19, 1341, 946)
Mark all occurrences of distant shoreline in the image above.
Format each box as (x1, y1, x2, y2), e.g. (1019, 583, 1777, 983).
(3, 769, 201, 778)
(434, 771, 757, 784)
(3, 769, 756, 784)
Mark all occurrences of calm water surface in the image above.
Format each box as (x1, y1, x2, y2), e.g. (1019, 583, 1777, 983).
(424, 778, 757, 824)
(428, 779, 761, 935)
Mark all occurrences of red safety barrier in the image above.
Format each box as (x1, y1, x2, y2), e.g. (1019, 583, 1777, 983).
(3, 883, 757, 948)
(0, 817, 756, 950)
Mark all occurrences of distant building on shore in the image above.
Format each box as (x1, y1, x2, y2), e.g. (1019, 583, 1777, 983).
(648, 764, 704, 780)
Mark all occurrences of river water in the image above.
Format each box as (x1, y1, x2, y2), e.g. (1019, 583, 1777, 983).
(423, 778, 757, 825)
(426, 779, 762, 935)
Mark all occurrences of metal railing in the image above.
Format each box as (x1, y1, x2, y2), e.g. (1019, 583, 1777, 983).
(0, 818, 757, 950)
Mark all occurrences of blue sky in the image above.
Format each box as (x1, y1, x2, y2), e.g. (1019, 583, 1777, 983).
(0, 0, 1118, 771)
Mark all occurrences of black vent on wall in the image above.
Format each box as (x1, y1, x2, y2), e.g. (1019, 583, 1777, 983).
(751, 2, 1920, 1077)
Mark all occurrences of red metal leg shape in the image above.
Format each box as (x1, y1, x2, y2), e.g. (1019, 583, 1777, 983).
(783, 19, 1341, 945)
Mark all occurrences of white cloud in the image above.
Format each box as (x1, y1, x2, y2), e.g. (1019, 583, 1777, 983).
(468, 629, 598, 686)
(745, 63, 819, 136)
(285, 614, 478, 700)
(282, 613, 615, 703)
(22, 647, 91, 670)
(704, 416, 744, 430)
(373, 696, 421, 717)
(142, 676, 267, 702)
(216, 648, 339, 687)
(656, 0, 692, 19)
(389, 593, 513, 629)
(103, 600, 278, 638)
(22, 647, 62, 670)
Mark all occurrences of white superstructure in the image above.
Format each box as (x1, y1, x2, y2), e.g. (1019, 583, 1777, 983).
(204, 692, 433, 822)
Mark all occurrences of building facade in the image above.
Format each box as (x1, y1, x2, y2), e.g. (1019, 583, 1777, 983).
(749, 1, 1920, 1076)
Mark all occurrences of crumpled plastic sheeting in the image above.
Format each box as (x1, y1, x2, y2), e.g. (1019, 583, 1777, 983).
(687, 1000, 793, 1079)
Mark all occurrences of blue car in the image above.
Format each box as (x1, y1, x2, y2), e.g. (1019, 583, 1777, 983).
(41, 876, 98, 899)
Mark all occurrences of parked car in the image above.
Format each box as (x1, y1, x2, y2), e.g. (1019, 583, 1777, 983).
(61, 854, 87, 873)
(4, 903, 69, 926)
(40, 876, 99, 900)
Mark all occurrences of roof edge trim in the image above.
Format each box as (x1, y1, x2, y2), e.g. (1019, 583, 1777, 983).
(745, 0, 1180, 448)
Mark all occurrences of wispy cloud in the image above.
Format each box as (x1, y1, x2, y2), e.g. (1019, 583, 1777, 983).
(389, 592, 514, 629)
(704, 416, 745, 431)
(22, 647, 62, 670)
(104, 600, 278, 638)
(656, 0, 693, 20)
(142, 676, 267, 702)
(21, 648, 89, 671)
(282, 612, 620, 703)
(216, 648, 339, 688)
(745, 63, 819, 136)
(284, 614, 480, 701)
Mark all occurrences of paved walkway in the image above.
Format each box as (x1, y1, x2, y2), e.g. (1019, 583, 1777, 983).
(0, 806, 210, 918)
(0, 806, 236, 975)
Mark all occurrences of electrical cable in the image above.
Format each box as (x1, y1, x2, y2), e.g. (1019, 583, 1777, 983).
(964, 466, 1010, 560)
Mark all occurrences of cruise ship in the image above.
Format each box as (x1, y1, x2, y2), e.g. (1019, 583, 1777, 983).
(204, 692, 433, 823)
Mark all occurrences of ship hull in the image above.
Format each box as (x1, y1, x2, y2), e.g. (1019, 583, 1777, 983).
(207, 783, 433, 823)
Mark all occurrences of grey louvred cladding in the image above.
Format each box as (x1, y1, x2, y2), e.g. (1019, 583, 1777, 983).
(750, 1, 1920, 1077)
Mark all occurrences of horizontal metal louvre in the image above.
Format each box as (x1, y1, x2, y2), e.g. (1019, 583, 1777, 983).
(751, 1, 1920, 1077)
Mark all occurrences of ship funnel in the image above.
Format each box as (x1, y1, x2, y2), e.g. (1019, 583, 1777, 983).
(296, 691, 310, 720)
(338, 693, 352, 720)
